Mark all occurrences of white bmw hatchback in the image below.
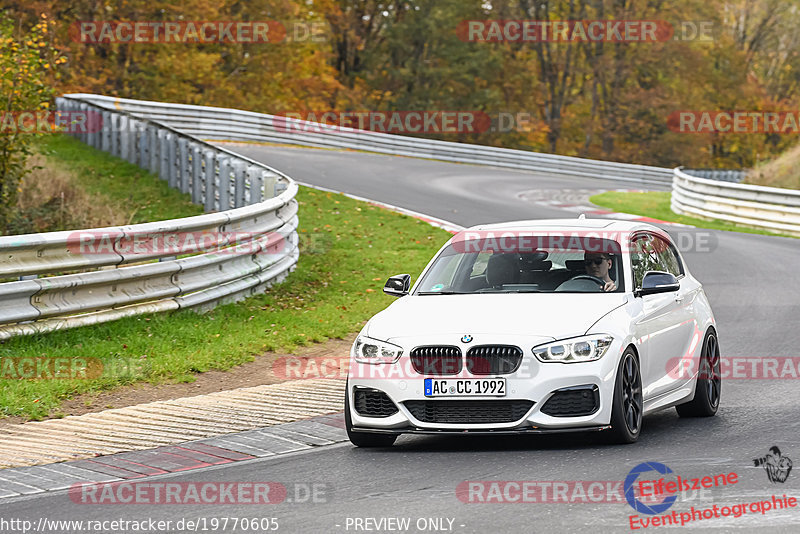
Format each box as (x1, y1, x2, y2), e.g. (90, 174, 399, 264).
(345, 219, 721, 446)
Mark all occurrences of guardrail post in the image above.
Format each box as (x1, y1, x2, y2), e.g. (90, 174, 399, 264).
(168, 133, 178, 188)
(264, 172, 279, 198)
(178, 138, 190, 194)
(74, 102, 83, 142)
(55, 97, 66, 129)
(148, 125, 159, 174)
(127, 118, 137, 164)
(119, 115, 130, 162)
(91, 103, 102, 147)
(65, 100, 73, 139)
(246, 166, 263, 204)
(218, 157, 232, 210)
(159, 130, 170, 180)
(109, 114, 119, 156)
(204, 150, 217, 212)
(63, 99, 73, 138)
(128, 119, 138, 165)
(97, 111, 111, 152)
(79, 102, 91, 144)
(138, 120, 147, 168)
(65, 100, 74, 139)
(233, 161, 246, 208)
(101, 111, 111, 152)
(75, 102, 84, 143)
(190, 142, 202, 204)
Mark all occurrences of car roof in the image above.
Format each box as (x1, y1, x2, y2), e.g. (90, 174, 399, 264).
(449, 219, 677, 252)
(462, 218, 659, 233)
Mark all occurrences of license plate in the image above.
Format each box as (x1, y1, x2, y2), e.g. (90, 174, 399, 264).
(424, 378, 506, 397)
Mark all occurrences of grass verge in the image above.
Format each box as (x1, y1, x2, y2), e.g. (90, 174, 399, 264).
(589, 191, 795, 239)
(36, 134, 203, 224)
(0, 136, 451, 420)
(5, 135, 202, 236)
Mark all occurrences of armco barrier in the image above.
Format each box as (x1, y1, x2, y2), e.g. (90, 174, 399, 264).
(672, 167, 800, 237)
(680, 169, 747, 183)
(0, 97, 299, 339)
(65, 94, 675, 188)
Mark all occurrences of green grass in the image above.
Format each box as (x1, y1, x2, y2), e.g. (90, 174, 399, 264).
(0, 137, 451, 420)
(589, 191, 795, 239)
(36, 135, 203, 223)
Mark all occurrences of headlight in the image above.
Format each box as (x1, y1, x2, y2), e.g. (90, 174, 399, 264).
(532, 335, 613, 363)
(353, 336, 403, 364)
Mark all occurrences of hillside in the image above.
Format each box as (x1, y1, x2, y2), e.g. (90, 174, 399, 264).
(747, 144, 800, 190)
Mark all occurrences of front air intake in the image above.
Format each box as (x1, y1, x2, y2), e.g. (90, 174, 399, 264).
(404, 400, 534, 424)
(354, 388, 399, 417)
(540, 385, 599, 417)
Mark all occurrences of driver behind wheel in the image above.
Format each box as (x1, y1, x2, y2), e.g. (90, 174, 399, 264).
(583, 252, 617, 292)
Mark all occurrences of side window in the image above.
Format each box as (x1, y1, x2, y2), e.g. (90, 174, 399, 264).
(652, 236, 683, 277)
(631, 235, 661, 289)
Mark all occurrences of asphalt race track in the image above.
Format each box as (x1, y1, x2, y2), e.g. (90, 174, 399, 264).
(231, 145, 800, 359)
(4, 145, 799, 533)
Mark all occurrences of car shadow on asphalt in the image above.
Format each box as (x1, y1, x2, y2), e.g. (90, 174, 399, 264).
(364, 409, 730, 452)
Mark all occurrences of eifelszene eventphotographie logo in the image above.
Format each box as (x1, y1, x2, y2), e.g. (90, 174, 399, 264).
(754, 446, 793, 484)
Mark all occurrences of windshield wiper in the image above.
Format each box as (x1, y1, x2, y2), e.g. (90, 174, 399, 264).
(416, 291, 466, 295)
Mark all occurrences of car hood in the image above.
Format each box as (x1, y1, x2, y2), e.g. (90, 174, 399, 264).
(367, 293, 628, 341)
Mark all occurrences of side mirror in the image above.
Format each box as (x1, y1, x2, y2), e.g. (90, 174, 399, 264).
(384, 274, 411, 297)
(636, 271, 679, 297)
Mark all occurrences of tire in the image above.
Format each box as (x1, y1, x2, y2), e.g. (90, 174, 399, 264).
(676, 330, 721, 417)
(344, 383, 397, 448)
(607, 348, 643, 444)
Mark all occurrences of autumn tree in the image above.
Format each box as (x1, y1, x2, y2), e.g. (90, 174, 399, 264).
(0, 13, 63, 233)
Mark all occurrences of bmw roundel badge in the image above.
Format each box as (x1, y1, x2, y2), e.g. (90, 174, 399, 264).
(461, 334, 473, 343)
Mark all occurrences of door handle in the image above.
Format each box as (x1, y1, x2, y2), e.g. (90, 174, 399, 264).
(675, 295, 684, 303)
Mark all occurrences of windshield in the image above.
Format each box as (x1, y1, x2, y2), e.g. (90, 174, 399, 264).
(415, 236, 624, 294)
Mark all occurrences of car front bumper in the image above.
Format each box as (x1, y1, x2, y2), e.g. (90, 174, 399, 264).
(348, 334, 624, 433)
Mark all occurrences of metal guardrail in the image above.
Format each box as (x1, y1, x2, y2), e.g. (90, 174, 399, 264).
(66, 94, 675, 188)
(672, 167, 800, 237)
(57, 96, 288, 212)
(5, 93, 793, 338)
(681, 169, 747, 183)
(0, 97, 300, 339)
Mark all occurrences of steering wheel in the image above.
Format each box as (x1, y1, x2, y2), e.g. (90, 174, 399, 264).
(569, 275, 607, 288)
